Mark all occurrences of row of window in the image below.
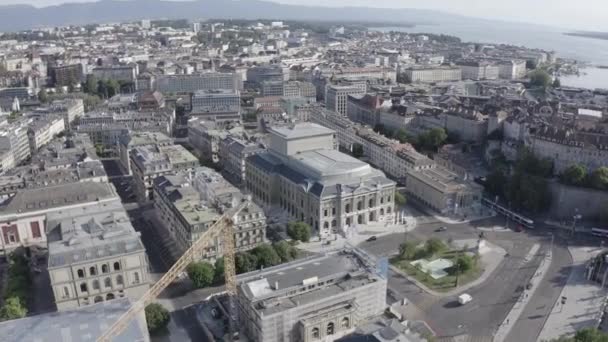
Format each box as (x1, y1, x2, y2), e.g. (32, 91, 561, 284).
(310, 317, 350, 339)
(73, 272, 140, 297)
(76, 262, 121, 278)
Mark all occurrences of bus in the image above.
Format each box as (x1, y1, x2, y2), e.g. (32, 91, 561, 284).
(591, 228, 608, 238)
(481, 198, 535, 229)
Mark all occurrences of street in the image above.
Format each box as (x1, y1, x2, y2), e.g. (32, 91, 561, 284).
(357, 205, 575, 341)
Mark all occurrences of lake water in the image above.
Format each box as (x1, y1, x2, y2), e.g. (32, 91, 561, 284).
(372, 22, 608, 89)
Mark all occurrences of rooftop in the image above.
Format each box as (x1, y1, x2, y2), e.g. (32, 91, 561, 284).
(0, 181, 118, 216)
(269, 122, 334, 140)
(0, 297, 148, 342)
(46, 200, 145, 268)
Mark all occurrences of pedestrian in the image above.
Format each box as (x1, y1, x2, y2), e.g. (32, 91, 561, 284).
(506, 319, 510, 324)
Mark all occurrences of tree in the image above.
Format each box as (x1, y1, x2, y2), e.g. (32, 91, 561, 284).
(395, 129, 413, 144)
(37, 89, 48, 103)
(425, 238, 447, 256)
(106, 79, 120, 98)
(97, 80, 108, 98)
(273, 241, 295, 263)
(213, 258, 225, 285)
(351, 143, 364, 158)
(560, 164, 587, 186)
(287, 222, 311, 242)
(251, 244, 281, 268)
(529, 70, 552, 88)
(399, 240, 419, 260)
(484, 169, 508, 198)
(0, 297, 27, 321)
(455, 254, 475, 273)
(416, 128, 448, 152)
(552, 328, 608, 342)
(553, 78, 562, 88)
(394, 192, 406, 206)
(84, 75, 98, 95)
(589, 167, 608, 190)
(186, 261, 215, 288)
(235, 252, 258, 274)
(145, 303, 170, 334)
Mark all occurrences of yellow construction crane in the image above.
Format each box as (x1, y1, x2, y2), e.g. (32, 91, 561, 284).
(97, 209, 240, 342)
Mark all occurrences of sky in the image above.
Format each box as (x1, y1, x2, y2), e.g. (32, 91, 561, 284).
(0, 0, 606, 31)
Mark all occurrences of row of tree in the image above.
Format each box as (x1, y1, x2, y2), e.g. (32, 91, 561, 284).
(82, 75, 121, 99)
(398, 237, 476, 277)
(0, 254, 30, 321)
(377, 126, 448, 153)
(560, 164, 608, 190)
(187, 241, 300, 289)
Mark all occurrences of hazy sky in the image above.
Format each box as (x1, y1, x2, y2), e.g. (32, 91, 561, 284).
(0, 0, 605, 31)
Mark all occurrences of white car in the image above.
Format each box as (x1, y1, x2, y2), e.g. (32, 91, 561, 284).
(458, 293, 473, 305)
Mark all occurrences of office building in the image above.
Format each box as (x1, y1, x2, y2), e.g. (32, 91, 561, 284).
(92, 64, 138, 83)
(262, 80, 285, 97)
(456, 60, 499, 80)
(237, 249, 387, 342)
(191, 89, 241, 124)
(51, 64, 83, 86)
(247, 65, 284, 86)
(246, 123, 396, 238)
(404, 66, 462, 83)
(326, 85, 366, 116)
(27, 116, 66, 153)
(130, 143, 198, 201)
(218, 136, 265, 186)
(405, 166, 483, 214)
(46, 200, 150, 310)
(0, 181, 119, 254)
(118, 132, 173, 175)
(156, 73, 242, 93)
(153, 169, 266, 260)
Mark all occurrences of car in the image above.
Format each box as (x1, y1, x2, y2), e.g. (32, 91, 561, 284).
(436, 226, 447, 232)
(366, 236, 377, 242)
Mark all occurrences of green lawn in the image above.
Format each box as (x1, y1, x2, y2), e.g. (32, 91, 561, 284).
(391, 250, 482, 292)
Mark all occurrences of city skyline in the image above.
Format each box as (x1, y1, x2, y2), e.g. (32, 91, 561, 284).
(0, 0, 606, 31)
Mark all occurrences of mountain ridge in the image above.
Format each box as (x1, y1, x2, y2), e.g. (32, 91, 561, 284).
(0, 0, 468, 32)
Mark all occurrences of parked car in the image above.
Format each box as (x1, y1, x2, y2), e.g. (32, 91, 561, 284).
(436, 226, 448, 232)
(366, 236, 377, 242)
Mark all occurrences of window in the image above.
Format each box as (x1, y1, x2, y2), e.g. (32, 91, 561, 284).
(341, 317, 350, 328)
(94, 296, 103, 303)
(116, 275, 124, 285)
(312, 327, 320, 339)
(369, 199, 374, 208)
(104, 277, 112, 288)
(345, 204, 350, 213)
(92, 280, 100, 290)
(63, 286, 69, 298)
(332, 207, 336, 215)
(106, 293, 115, 300)
(89, 266, 97, 276)
(357, 201, 362, 211)
(77, 269, 85, 278)
(80, 283, 88, 292)
(324, 209, 328, 217)
(327, 322, 335, 335)
(113, 262, 121, 271)
(133, 272, 140, 284)
(101, 264, 109, 273)
(30, 222, 41, 238)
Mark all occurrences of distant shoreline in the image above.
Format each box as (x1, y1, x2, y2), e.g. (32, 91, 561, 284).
(564, 31, 608, 41)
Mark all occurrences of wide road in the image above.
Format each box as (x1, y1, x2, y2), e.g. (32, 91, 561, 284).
(358, 205, 573, 342)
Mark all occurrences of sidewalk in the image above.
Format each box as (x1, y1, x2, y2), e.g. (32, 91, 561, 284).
(537, 246, 608, 341)
(494, 250, 553, 342)
(298, 217, 416, 254)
